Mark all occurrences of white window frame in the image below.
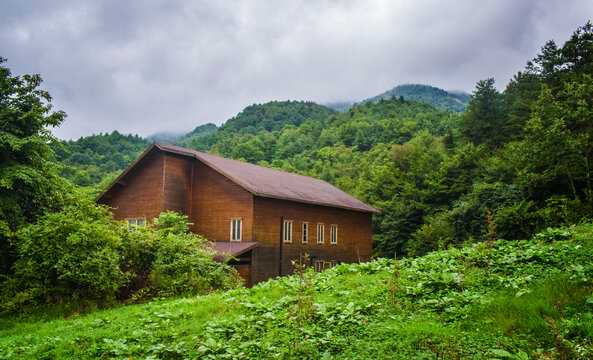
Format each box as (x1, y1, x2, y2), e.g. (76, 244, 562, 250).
(317, 223, 325, 244)
(302, 222, 308, 244)
(230, 218, 242, 242)
(283, 220, 293, 243)
(126, 218, 146, 228)
(330, 224, 338, 244)
(313, 260, 337, 272)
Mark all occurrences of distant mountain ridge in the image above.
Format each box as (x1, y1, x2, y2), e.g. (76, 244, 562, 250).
(325, 84, 470, 113)
(147, 131, 189, 142)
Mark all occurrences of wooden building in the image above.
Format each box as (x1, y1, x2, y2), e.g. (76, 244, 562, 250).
(97, 142, 379, 285)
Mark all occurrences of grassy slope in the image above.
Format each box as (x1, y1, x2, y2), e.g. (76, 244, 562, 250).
(1, 225, 593, 359)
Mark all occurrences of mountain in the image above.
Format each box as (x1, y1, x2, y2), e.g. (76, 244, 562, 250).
(174, 123, 218, 148)
(147, 131, 189, 142)
(177, 100, 337, 151)
(326, 84, 471, 113)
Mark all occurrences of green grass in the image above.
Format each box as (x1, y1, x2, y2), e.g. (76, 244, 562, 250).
(1, 224, 593, 359)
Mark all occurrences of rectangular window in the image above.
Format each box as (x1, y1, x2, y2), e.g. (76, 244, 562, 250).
(302, 222, 308, 244)
(126, 218, 146, 228)
(283, 220, 293, 243)
(313, 260, 336, 272)
(317, 223, 324, 244)
(330, 225, 338, 244)
(231, 218, 242, 241)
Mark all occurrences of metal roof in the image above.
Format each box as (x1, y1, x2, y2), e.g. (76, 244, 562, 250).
(206, 241, 259, 258)
(154, 142, 380, 214)
(96, 142, 380, 214)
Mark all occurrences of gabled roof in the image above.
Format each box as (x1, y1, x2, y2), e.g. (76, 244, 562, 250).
(98, 142, 380, 214)
(206, 241, 259, 259)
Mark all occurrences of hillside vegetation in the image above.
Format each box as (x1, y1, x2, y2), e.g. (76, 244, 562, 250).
(1, 224, 592, 359)
(175, 101, 336, 151)
(325, 84, 470, 113)
(356, 84, 470, 113)
(52, 132, 149, 188)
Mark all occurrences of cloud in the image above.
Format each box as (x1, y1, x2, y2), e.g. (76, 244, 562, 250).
(1, 0, 591, 139)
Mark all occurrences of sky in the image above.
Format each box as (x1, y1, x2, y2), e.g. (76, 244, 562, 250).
(1, 1, 591, 140)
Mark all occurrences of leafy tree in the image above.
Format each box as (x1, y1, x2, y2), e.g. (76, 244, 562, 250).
(0, 57, 67, 274)
(521, 76, 593, 204)
(458, 78, 507, 147)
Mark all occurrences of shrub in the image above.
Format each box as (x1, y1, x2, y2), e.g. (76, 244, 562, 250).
(1, 199, 124, 313)
(408, 212, 456, 256)
(121, 211, 242, 299)
(1, 207, 242, 314)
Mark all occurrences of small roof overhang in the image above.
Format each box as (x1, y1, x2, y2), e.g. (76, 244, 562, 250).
(205, 241, 259, 259)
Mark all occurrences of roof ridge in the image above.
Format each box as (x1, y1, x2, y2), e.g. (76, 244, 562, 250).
(102, 142, 380, 214)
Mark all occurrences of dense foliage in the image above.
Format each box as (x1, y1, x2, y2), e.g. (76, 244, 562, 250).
(354, 84, 470, 113)
(0, 57, 68, 275)
(0, 207, 241, 314)
(2, 224, 592, 359)
(52, 131, 149, 188)
(173, 123, 218, 148)
(177, 101, 336, 152)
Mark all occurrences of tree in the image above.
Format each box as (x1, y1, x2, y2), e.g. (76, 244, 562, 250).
(522, 76, 593, 204)
(458, 78, 507, 147)
(0, 57, 67, 274)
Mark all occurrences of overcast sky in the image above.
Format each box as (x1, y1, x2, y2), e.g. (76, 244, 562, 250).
(1, 1, 591, 139)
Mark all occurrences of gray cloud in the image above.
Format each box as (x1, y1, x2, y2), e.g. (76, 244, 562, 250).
(1, 0, 591, 139)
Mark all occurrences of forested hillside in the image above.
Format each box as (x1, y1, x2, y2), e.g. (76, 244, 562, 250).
(357, 84, 470, 113)
(52, 132, 150, 188)
(176, 100, 336, 152)
(173, 123, 218, 147)
(325, 84, 470, 113)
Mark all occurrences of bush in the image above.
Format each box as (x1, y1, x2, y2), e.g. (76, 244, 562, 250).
(120, 211, 242, 300)
(1, 207, 242, 314)
(1, 199, 124, 312)
(408, 212, 456, 256)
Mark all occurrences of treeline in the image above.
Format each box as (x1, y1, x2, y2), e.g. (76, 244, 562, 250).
(53, 132, 149, 188)
(353, 84, 470, 113)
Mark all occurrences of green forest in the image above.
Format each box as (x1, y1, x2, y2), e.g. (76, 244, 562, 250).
(1, 22, 593, 359)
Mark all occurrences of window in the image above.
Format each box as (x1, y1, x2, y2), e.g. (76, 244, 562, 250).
(330, 225, 338, 244)
(314, 260, 338, 272)
(302, 222, 308, 244)
(317, 223, 324, 244)
(283, 220, 293, 243)
(126, 218, 146, 228)
(230, 218, 242, 241)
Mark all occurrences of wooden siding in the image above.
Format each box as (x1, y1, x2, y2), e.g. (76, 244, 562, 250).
(252, 197, 373, 284)
(162, 153, 192, 214)
(98, 149, 166, 221)
(189, 160, 254, 242)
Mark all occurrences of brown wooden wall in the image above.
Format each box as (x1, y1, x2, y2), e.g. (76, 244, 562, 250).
(162, 153, 193, 215)
(189, 160, 254, 242)
(251, 197, 373, 284)
(98, 149, 166, 221)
